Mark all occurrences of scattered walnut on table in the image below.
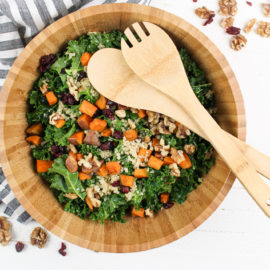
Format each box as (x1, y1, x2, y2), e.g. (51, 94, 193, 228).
(256, 21, 270, 38)
(244, 18, 257, 33)
(0, 216, 12, 246)
(30, 227, 48, 248)
(195, 6, 215, 19)
(231, 34, 247, 51)
(220, 17, 234, 29)
(218, 0, 238, 16)
(262, 3, 270, 17)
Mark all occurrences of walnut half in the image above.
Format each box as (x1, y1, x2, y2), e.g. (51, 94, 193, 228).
(231, 35, 247, 51)
(218, 0, 238, 16)
(256, 21, 270, 38)
(0, 216, 12, 246)
(244, 18, 257, 33)
(30, 227, 48, 248)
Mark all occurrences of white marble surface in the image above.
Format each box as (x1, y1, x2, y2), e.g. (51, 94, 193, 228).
(1, 0, 270, 269)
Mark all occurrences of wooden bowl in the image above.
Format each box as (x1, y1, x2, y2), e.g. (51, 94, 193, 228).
(0, 4, 246, 252)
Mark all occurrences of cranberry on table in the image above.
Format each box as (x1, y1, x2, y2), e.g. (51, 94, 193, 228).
(163, 202, 174, 209)
(121, 186, 130, 193)
(61, 93, 76, 105)
(15, 241, 24, 252)
(58, 242, 67, 256)
(113, 130, 123, 139)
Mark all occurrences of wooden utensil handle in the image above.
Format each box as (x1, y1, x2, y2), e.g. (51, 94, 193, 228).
(228, 134, 270, 179)
(173, 87, 270, 217)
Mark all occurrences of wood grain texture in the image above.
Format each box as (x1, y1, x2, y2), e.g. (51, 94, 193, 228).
(120, 22, 270, 216)
(0, 4, 246, 252)
(89, 48, 270, 179)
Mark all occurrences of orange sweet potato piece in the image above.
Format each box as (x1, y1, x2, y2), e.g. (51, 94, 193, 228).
(120, 175, 135, 187)
(138, 109, 146, 119)
(55, 119, 65, 128)
(106, 161, 122, 175)
(124, 129, 138, 141)
(137, 148, 152, 161)
(45, 91, 57, 106)
(101, 128, 112, 137)
(79, 172, 91, 181)
(65, 155, 78, 173)
(179, 153, 192, 169)
(160, 193, 169, 203)
(148, 156, 164, 170)
(79, 100, 98, 117)
(95, 95, 107, 110)
(163, 156, 174, 165)
(133, 168, 148, 178)
(69, 150, 77, 160)
(85, 197, 93, 211)
(89, 119, 107, 132)
(77, 114, 91, 130)
(26, 123, 43, 135)
(26, 135, 42, 146)
(97, 164, 109, 177)
(80, 52, 92, 66)
(152, 138, 160, 147)
(36, 160, 53, 173)
(76, 153, 83, 161)
(68, 131, 85, 145)
(132, 207, 145, 218)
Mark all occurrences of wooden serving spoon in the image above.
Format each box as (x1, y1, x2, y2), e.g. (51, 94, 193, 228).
(88, 48, 270, 181)
(118, 22, 270, 216)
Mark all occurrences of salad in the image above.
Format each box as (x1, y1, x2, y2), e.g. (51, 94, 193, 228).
(25, 30, 215, 223)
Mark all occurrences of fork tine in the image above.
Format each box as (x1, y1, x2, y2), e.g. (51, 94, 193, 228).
(121, 37, 130, 50)
(132, 22, 147, 40)
(124, 27, 138, 46)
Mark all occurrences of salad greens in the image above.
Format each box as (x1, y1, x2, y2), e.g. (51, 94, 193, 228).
(26, 30, 215, 223)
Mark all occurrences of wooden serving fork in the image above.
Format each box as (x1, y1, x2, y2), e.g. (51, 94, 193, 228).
(118, 22, 270, 216)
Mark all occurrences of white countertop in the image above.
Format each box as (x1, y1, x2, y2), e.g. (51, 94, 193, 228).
(1, 0, 270, 269)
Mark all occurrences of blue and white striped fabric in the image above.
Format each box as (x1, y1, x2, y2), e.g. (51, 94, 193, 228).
(0, 0, 151, 224)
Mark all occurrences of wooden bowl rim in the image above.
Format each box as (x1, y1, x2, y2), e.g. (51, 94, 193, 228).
(0, 3, 246, 252)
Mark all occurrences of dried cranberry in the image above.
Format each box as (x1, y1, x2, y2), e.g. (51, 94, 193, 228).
(246, 1, 252, 6)
(61, 68, 66, 74)
(111, 180, 120, 187)
(226, 26, 241, 35)
(61, 93, 76, 105)
(107, 100, 117, 110)
(51, 145, 66, 159)
(78, 71, 87, 81)
(103, 109, 115, 120)
(92, 109, 102, 118)
(121, 186, 130, 193)
(15, 241, 24, 252)
(39, 54, 57, 73)
(113, 130, 123, 139)
(203, 14, 215, 26)
(100, 141, 114, 150)
(193, 0, 197, 2)
(58, 242, 67, 256)
(163, 202, 174, 209)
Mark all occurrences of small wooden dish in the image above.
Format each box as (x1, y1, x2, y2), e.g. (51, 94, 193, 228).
(0, 4, 246, 252)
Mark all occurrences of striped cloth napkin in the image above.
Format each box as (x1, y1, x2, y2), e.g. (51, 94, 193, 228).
(0, 0, 151, 224)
